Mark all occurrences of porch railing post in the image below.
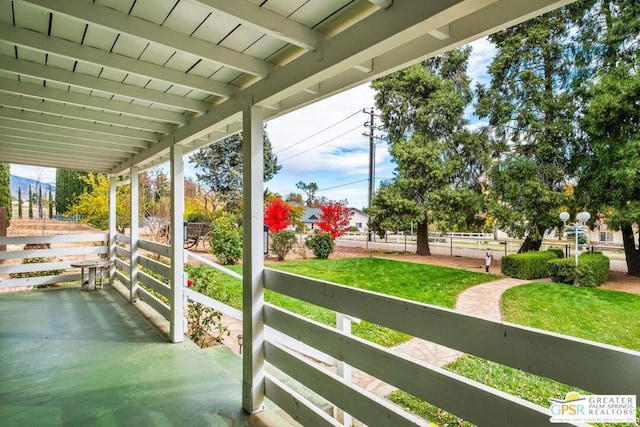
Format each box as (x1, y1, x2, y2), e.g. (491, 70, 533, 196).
(242, 105, 265, 414)
(108, 175, 116, 283)
(170, 144, 185, 343)
(129, 166, 139, 302)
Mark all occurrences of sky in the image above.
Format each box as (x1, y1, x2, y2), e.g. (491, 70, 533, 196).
(10, 38, 496, 210)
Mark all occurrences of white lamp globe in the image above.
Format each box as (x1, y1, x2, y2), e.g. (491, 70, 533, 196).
(576, 211, 591, 223)
(559, 211, 570, 222)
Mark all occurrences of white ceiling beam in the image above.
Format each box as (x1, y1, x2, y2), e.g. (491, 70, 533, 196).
(0, 108, 159, 141)
(0, 126, 144, 153)
(0, 57, 209, 113)
(193, 0, 320, 50)
(429, 24, 451, 40)
(0, 151, 113, 172)
(0, 79, 189, 125)
(368, 0, 393, 9)
(19, 0, 275, 77)
(0, 138, 131, 161)
(353, 59, 373, 73)
(0, 23, 235, 99)
(0, 94, 175, 134)
(0, 128, 141, 154)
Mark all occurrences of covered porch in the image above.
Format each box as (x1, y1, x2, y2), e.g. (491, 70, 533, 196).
(2, 0, 639, 425)
(0, 285, 289, 426)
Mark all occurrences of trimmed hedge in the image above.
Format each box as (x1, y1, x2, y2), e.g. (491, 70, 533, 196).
(501, 251, 559, 279)
(549, 252, 609, 287)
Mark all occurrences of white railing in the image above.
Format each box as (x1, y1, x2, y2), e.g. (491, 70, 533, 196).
(263, 268, 640, 427)
(0, 233, 108, 290)
(4, 233, 638, 426)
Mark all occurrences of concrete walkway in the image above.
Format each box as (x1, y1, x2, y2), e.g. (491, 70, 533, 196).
(353, 277, 529, 397)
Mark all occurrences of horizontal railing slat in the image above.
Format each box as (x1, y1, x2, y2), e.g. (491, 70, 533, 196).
(139, 239, 171, 258)
(265, 305, 585, 427)
(265, 340, 430, 427)
(139, 270, 171, 299)
(0, 233, 108, 245)
(0, 261, 69, 274)
(137, 286, 170, 321)
(138, 255, 171, 280)
(264, 268, 640, 397)
(0, 246, 106, 260)
(265, 376, 341, 427)
(0, 273, 79, 289)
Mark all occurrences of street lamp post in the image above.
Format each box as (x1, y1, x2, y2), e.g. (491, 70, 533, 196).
(559, 211, 591, 266)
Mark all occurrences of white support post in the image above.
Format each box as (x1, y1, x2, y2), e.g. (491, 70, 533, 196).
(129, 166, 139, 303)
(335, 313, 360, 426)
(170, 144, 185, 343)
(108, 175, 117, 284)
(242, 105, 265, 414)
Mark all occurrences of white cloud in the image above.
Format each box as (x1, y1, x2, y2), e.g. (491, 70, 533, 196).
(10, 164, 56, 183)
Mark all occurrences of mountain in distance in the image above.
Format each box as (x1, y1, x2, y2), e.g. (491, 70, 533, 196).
(10, 175, 56, 199)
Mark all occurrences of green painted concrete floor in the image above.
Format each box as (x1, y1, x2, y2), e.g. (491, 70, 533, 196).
(0, 287, 293, 427)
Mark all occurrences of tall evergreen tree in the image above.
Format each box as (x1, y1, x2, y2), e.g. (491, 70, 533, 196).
(28, 186, 33, 219)
(48, 188, 53, 218)
(573, 0, 640, 276)
(0, 163, 10, 222)
(476, 7, 577, 252)
(17, 187, 22, 218)
(189, 127, 280, 213)
(55, 169, 91, 215)
(371, 48, 489, 255)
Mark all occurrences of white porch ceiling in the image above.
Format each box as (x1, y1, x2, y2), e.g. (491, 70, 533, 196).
(0, 0, 575, 175)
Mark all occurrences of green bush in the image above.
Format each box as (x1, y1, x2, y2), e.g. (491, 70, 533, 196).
(270, 230, 298, 261)
(305, 233, 335, 259)
(208, 214, 242, 265)
(548, 258, 575, 285)
(548, 252, 610, 287)
(501, 251, 559, 279)
(546, 247, 565, 259)
(576, 252, 610, 287)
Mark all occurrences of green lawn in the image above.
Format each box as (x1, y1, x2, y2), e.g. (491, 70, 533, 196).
(391, 282, 640, 426)
(185, 257, 496, 347)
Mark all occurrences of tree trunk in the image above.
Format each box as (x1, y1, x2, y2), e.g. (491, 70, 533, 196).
(518, 224, 543, 253)
(621, 224, 640, 277)
(415, 220, 431, 256)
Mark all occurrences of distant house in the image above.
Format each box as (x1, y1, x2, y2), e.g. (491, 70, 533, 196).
(300, 208, 322, 230)
(348, 207, 368, 232)
(301, 207, 369, 232)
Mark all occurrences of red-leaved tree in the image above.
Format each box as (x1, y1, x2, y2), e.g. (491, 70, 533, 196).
(317, 201, 352, 239)
(264, 198, 292, 232)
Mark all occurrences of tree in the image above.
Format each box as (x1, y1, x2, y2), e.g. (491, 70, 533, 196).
(477, 8, 576, 252)
(28, 186, 33, 219)
(17, 187, 22, 218)
(55, 169, 91, 215)
(295, 181, 319, 207)
(48, 188, 53, 218)
(0, 163, 10, 222)
(264, 198, 292, 232)
(67, 173, 130, 231)
(189, 127, 280, 211)
(372, 48, 489, 255)
(577, 59, 640, 276)
(317, 200, 352, 240)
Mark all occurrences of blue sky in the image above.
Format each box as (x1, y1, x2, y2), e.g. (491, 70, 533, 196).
(10, 38, 496, 210)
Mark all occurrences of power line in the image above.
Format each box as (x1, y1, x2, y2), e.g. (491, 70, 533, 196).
(274, 109, 362, 155)
(279, 124, 362, 163)
(317, 177, 391, 193)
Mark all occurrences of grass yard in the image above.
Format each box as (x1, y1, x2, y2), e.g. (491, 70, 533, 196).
(185, 257, 496, 347)
(391, 282, 640, 426)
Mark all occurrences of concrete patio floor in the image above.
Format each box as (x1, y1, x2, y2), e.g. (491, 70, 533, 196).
(0, 286, 293, 427)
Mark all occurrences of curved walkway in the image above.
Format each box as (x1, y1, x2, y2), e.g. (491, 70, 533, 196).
(354, 277, 529, 396)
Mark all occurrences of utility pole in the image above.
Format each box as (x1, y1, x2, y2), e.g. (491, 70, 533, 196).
(363, 108, 383, 242)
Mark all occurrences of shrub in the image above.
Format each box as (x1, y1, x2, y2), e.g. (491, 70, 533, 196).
(548, 252, 610, 287)
(548, 258, 575, 285)
(270, 230, 297, 261)
(501, 251, 559, 279)
(208, 214, 242, 265)
(305, 232, 335, 259)
(546, 247, 565, 259)
(576, 252, 610, 287)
